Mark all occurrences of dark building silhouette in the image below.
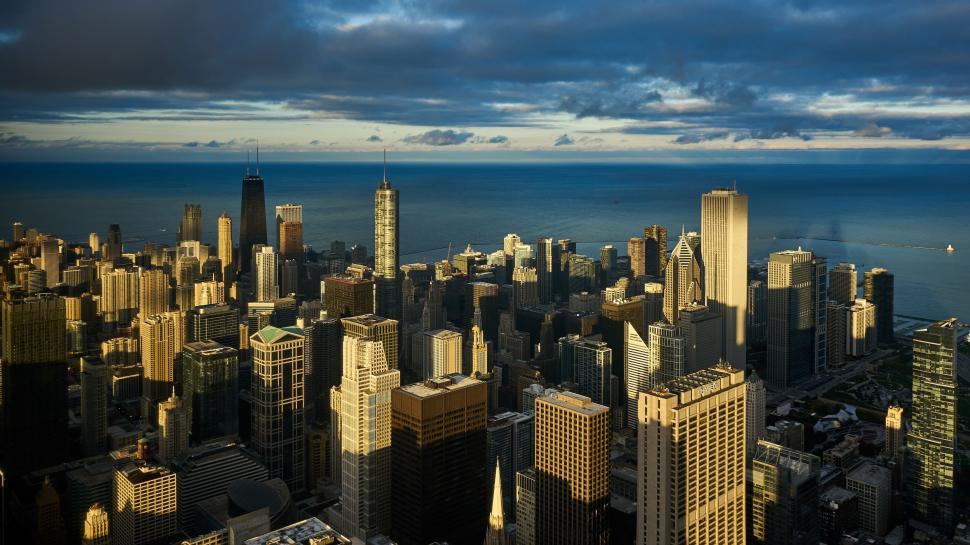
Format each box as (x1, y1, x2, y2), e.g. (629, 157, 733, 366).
(643, 224, 667, 277)
(863, 267, 895, 345)
(239, 168, 267, 275)
(324, 274, 375, 318)
(304, 317, 342, 423)
(182, 341, 239, 442)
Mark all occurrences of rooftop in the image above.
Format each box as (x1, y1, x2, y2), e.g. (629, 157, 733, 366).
(538, 391, 609, 416)
(244, 517, 349, 545)
(252, 325, 303, 344)
(847, 461, 891, 487)
(397, 373, 482, 398)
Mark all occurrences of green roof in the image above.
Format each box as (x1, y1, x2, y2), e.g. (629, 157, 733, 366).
(253, 325, 303, 344)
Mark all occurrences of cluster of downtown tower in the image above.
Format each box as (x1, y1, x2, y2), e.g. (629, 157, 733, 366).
(0, 161, 960, 545)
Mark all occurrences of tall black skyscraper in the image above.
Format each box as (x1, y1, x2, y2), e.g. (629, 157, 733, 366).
(239, 162, 267, 275)
(304, 317, 342, 423)
(105, 223, 122, 261)
(864, 267, 895, 345)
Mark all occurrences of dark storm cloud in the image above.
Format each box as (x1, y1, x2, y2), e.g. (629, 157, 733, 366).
(401, 129, 474, 146)
(554, 134, 574, 146)
(2, 0, 970, 140)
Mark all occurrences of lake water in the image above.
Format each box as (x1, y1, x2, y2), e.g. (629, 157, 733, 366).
(3, 162, 968, 321)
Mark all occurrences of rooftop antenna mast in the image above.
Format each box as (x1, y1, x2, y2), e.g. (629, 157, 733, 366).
(256, 139, 260, 176)
(246, 149, 250, 176)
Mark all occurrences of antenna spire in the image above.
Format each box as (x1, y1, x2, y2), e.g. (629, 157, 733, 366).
(380, 148, 390, 188)
(246, 149, 250, 176)
(256, 139, 260, 175)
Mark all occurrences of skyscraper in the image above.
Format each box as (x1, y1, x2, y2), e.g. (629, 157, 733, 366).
(885, 405, 904, 458)
(700, 187, 748, 367)
(112, 462, 178, 545)
(638, 364, 745, 545)
(304, 317, 343, 423)
(648, 321, 687, 385)
(847, 462, 892, 536)
(185, 303, 240, 348)
(559, 336, 612, 405)
(140, 311, 183, 412)
(391, 375, 487, 545)
(279, 221, 304, 264)
(536, 237, 558, 304)
(829, 262, 857, 305)
(535, 392, 609, 545)
(512, 266, 539, 309)
(767, 249, 825, 389)
(275, 203, 303, 248)
(374, 157, 402, 322)
(217, 212, 233, 286)
(746, 371, 766, 451)
(105, 223, 123, 262)
(747, 279, 767, 346)
(827, 301, 847, 368)
(81, 355, 108, 457)
(907, 318, 958, 529)
(624, 321, 651, 429)
(177, 203, 202, 243)
(157, 392, 189, 463)
(342, 314, 399, 371)
(628, 237, 646, 278)
(323, 274, 375, 318)
(138, 268, 170, 318)
(414, 328, 462, 378)
(251, 325, 306, 492)
(846, 298, 876, 356)
(330, 335, 401, 540)
(515, 468, 536, 545)
(0, 294, 68, 475)
(677, 302, 723, 373)
(864, 267, 895, 345)
(182, 341, 239, 441)
(82, 503, 110, 545)
(469, 323, 489, 376)
(255, 246, 278, 302)
(749, 440, 820, 545)
(663, 229, 702, 323)
(643, 224, 667, 276)
(239, 166, 267, 275)
(101, 267, 140, 331)
(40, 235, 60, 288)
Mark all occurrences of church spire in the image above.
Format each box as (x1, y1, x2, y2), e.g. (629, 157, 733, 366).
(484, 458, 507, 545)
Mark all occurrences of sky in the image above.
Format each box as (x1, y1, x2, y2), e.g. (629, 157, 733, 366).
(2, 0, 970, 162)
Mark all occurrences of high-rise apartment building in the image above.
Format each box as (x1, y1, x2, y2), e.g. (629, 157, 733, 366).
(700, 188, 748, 367)
(746, 370, 766, 451)
(414, 328, 463, 378)
(643, 224, 667, 276)
(747, 279, 767, 345)
(826, 301, 847, 368)
(279, 221, 304, 264)
(559, 336, 612, 405)
(185, 303, 239, 348)
(342, 314, 399, 371)
(112, 462, 178, 545)
(40, 235, 60, 288)
(864, 267, 895, 345)
(678, 303, 723, 373)
(81, 356, 108, 456)
(391, 375, 487, 545)
(535, 392, 610, 545)
(217, 212, 233, 286)
(182, 341, 239, 441)
(512, 266, 539, 309)
(239, 167, 267, 275)
(178, 204, 202, 243)
(663, 229, 702, 323)
(157, 392, 189, 463)
(829, 262, 857, 305)
(885, 405, 904, 458)
(323, 274, 374, 318)
(101, 267, 140, 331)
(275, 203, 303, 248)
(330, 335, 401, 540)
(637, 364, 746, 545)
(767, 249, 826, 389)
(255, 246, 278, 302)
(251, 325, 306, 492)
(536, 237, 558, 304)
(846, 298, 876, 356)
(628, 237, 646, 278)
(304, 317, 343, 423)
(374, 162, 402, 322)
(648, 321, 687, 386)
(140, 311, 183, 410)
(749, 440, 820, 545)
(907, 318, 958, 529)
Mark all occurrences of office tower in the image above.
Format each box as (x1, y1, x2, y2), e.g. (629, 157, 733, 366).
(413, 328, 462, 378)
(194, 279, 224, 306)
(567, 254, 596, 293)
(600, 244, 617, 278)
(624, 321, 651, 429)
(182, 341, 239, 441)
(560, 336, 612, 405)
(178, 204, 202, 243)
(331, 336, 401, 540)
(643, 281, 663, 321)
(487, 410, 534, 519)
(342, 314, 399, 371)
(81, 356, 108, 456)
(846, 462, 892, 536)
(323, 274, 374, 318)
(40, 235, 60, 288)
(829, 262, 857, 305)
(512, 266, 539, 309)
(185, 303, 240, 348)
(818, 487, 858, 544)
(749, 440, 820, 545)
(251, 325, 306, 492)
(746, 370, 766, 451)
(885, 405, 904, 457)
(374, 161, 401, 323)
(217, 212, 233, 282)
(470, 323, 489, 376)
(767, 249, 826, 389)
(0, 294, 67, 475)
(101, 267, 140, 330)
(280, 258, 298, 296)
(239, 166, 267, 275)
(420, 279, 445, 331)
(391, 375, 487, 545)
(304, 317, 342, 423)
(504, 233, 522, 258)
(638, 364, 745, 545)
(255, 246, 278, 302)
(628, 237, 646, 278)
(279, 221, 304, 263)
(157, 392, 189, 463)
(102, 336, 139, 365)
(484, 458, 512, 545)
(87, 231, 100, 256)
(700, 188, 748, 367)
(678, 303, 723, 373)
(747, 279, 767, 345)
(663, 229, 702, 323)
(601, 295, 646, 382)
(140, 311, 183, 409)
(846, 298, 876, 356)
(643, 224, 667, 276)
(536, 237, 558, 303)
(275, 203, 303, 248)
(138, 268, 170, 318)
(112, 462, 178, 545)
(648, 321, 686, 386)
(907, 318, 958, 529)
(105, 224, 122, 261)
(307, 424, 330, 492)
(535, 392, 609, 545)
(82, 503, 110, 545)
(12, 220, 23, 241)
(864, 267, 895, 345)
(63, 264, 95, 294)
(515, 468, 536, 545)
(826, 301, 847, 368)
(467, 281, 500, 342)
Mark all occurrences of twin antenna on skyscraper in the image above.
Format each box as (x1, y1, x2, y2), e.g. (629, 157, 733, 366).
(245, 140, 260, 176)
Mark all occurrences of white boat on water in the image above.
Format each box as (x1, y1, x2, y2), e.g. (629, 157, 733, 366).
(946, 243, 955, 253)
